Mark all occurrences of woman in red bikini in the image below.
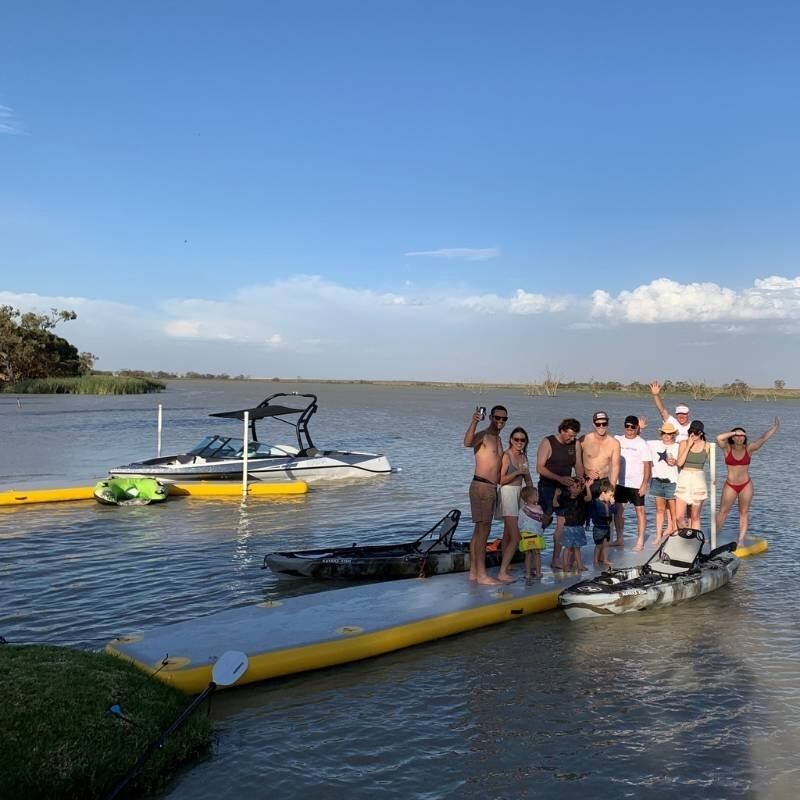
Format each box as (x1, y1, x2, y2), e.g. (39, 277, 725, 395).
(715, 416, 780, 547)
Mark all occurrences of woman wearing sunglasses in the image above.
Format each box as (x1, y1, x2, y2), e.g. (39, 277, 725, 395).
(674, 420, 710, 530)
(646, 421, 680, 544)
(715, 416, 780, 547)
(496, 426, 533, 582)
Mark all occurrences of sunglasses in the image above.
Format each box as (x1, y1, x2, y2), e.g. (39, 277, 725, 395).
(493, 415, 508, 421)
(511, 436, 527, 443)
(660, 431, 677, 435)
(594, 422, 608, 427)
(624, 423, 637, 429)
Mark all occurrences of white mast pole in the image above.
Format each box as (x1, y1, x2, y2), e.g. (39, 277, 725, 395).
(242, 410, 249, 496)
(157, 404, 163, 457)
(709, 442, 717, 550)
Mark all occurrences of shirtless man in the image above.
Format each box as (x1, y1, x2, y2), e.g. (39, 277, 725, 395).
(463, 404, 507, 585)
(536, 418, 584, 570)
(579, 411, 621, 491)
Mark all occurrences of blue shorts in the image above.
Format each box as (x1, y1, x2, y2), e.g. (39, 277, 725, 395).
(561, 525, 587, 548)
(592, 527, 611, 544)
(649, 478, 677, 500)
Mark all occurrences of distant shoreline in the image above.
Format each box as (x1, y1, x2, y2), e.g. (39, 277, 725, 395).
(167, 376, 800, 399)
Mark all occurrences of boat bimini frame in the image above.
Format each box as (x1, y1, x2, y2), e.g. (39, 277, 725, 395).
(211, 392, 319, 454)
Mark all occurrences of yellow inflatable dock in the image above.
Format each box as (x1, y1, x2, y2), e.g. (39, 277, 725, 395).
(0, 480, 307, 506)
(106, 535, 766, 695)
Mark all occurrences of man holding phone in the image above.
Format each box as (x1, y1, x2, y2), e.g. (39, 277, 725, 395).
(463, 404, 508, 585)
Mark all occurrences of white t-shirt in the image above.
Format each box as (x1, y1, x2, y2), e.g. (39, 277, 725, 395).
(648, 440, 679, 482)
(666, 415, 690, 442)
(615, 435, 653, 488)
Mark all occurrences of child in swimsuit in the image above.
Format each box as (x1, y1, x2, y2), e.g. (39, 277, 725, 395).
(518, 485, 546, 580)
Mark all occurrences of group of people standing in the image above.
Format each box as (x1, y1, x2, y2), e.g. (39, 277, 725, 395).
(463, 384, 780, 586)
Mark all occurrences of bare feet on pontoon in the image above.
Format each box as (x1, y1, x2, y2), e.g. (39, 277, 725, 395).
(610, 540, 624, 547)
(476, 575, 501, 586)
(497, 574, 517, 584)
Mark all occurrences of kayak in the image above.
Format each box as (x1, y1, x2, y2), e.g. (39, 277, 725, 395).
(558, 529, 739, 621)
(264, 509, 520, 580)
(93, 477, 168, 506)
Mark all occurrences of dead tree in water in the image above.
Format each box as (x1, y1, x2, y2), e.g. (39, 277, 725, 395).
(542, 368, 560, 397)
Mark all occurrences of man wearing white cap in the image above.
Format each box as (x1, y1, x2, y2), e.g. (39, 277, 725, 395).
(650, 381, 691, 442)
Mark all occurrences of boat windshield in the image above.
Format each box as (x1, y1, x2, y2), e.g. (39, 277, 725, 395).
(188, 436, 244, 459)
(188, 436, 279, 459)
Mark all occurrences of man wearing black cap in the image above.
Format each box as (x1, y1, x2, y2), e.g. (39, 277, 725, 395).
(580, 411, 621, 493)
(613, 415, 652, 551)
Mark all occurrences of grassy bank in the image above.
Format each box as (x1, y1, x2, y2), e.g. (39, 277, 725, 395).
(1, 644, 212, 799)
(3, 376, 165, 394)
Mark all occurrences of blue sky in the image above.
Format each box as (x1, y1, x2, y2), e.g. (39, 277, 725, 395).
(2, 1, 800, 384)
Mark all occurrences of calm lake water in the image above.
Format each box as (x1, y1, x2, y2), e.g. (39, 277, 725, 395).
(1, 381, 798, 799)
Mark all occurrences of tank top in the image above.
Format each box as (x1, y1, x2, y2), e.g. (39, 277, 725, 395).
(683, 447, 708, 469)
(542, 434, 576, 486)
(725, 448, 751, 466)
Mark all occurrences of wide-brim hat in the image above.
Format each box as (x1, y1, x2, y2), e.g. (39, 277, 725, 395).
(659, 421, 678, 434)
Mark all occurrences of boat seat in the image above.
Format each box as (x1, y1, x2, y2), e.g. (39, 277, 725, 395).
(646, 529, 704, 577)
(301, 447, 320, 457)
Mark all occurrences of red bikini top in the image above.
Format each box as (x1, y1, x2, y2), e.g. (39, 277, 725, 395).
(725, 448, 751, 466)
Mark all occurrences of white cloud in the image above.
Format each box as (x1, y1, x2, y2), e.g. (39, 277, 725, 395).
(404, 247, 499, 261)
(4, 274, 800, 383)
(0, 104, 20, 134)
(591, 276, 800, 323)
(165, 319, 201, 337)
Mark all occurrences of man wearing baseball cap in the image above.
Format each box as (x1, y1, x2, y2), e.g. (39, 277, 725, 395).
(650, 381, 691, 441)
(580, 411, 621, 492)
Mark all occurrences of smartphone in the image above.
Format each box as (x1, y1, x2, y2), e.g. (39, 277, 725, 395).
(477, 406, 486, 420)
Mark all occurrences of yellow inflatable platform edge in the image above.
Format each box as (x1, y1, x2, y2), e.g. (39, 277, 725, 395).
(0, 480, 307, 505)
(106, 588, 562, 694)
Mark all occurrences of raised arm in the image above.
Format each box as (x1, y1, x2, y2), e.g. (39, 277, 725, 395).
(749, 416, 780, 454)
(463, 409, 482, 447)
(650, 381, 669, 423)
(675, 438, 691, 468)
(715, 430, 736, 449)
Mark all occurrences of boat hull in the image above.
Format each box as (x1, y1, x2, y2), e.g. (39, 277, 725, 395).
(558, 552, 740, 621)
(111, 452, 392, 483)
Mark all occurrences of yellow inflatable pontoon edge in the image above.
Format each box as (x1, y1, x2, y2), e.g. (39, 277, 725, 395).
(0, 486, 95, 505)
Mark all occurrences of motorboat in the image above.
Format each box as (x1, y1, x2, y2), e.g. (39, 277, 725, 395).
(109, 392, 392, 483)
(93, 477, 168, 505)
(264, 509, 519, 580)
(558, 529, 739, 621)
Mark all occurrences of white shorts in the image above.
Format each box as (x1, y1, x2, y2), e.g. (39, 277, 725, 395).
(498, 484, 523, 517)
(675, 468, 708, 504)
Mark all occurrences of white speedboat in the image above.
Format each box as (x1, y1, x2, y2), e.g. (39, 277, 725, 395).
(558, 529, 739, 621)
(110, 392, 392, 483)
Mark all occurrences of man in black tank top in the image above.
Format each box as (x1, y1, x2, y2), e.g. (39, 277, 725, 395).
(536, 418, 584, 569)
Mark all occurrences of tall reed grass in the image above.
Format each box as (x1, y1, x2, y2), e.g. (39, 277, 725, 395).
(4, 376, 166, 394)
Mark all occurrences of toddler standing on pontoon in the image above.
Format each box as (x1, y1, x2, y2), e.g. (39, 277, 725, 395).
(518, 485, 547, 580)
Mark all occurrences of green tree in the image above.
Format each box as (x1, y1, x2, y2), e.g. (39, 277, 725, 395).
(0, 305, 96, 385)
(774, 379, 785, 390)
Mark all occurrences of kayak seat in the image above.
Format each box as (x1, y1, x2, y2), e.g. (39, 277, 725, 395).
(646, 528, 704, 577)
(413, 509, 461, 554)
